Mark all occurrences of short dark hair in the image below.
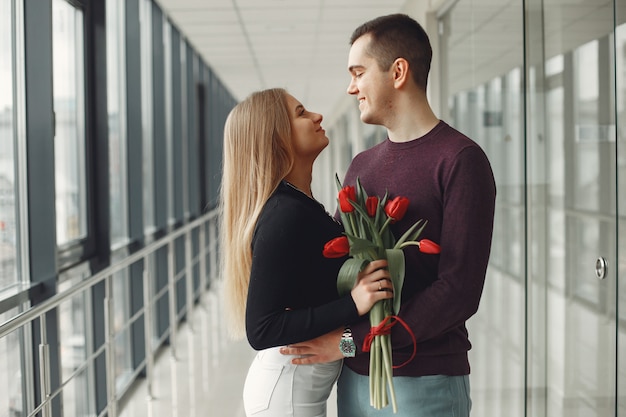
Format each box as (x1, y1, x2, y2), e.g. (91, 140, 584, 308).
(350, 14, 432, 91)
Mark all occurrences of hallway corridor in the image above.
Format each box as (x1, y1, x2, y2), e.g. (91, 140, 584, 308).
(119, 286, 255, 417)
(118, 285, 341, 417)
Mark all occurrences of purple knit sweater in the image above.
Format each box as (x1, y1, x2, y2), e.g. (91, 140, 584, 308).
(342, 121, 496, 377)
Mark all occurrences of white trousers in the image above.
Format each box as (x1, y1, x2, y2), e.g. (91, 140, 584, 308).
(243, 347, 342, 417)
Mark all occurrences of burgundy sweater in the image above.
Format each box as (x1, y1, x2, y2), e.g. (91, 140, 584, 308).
(342, 121, 496, 377)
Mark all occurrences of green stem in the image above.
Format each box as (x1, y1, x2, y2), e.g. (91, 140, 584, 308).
(379, 216, 393, 236)
(349, 215, 358, 240)
(381, 334, 398, 413)
(369, 339, 375, 406)
(397, 241, 420, 249)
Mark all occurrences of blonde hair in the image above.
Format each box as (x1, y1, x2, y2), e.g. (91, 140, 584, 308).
(219, 88, 294, 339)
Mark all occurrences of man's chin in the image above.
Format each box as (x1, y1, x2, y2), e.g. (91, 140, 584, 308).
(359, 113, 376, 125)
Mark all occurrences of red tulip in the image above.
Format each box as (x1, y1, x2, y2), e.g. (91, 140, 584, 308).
(323, 236, 350, 258)
(338, 186, 357, 213)
(418, 239, 441, 254)
(384, 196, 409, 223)
(366, 196, 378, 217)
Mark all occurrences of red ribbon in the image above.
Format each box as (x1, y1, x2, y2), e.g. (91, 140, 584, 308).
(361, 315, 417, 369)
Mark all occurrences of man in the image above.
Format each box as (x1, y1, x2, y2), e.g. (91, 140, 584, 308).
(280, 14, 496, 417)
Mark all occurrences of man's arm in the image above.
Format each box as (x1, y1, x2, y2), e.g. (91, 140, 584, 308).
(279, 327, 344, 364)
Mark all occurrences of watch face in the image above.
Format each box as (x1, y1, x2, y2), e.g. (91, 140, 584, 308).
(340, 339, 356, 357)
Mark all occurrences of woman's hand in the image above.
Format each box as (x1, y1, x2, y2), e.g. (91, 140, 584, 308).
(350, 259, 393, 316)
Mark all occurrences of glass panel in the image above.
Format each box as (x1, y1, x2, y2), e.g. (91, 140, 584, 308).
(527, 0, 617, 415)
(164, 18, 174, 223)
(53, 0, 87, 246)
(111, 258, 132, 390)
(616, 9, 626, 416)
(0, 0, 18, 290)
(107, 0, 128, 247)
(0, 308, 25, 417)
(440, 1, 525, 415)
(58, 270, 94, 416)
(140, 0, 154, 233)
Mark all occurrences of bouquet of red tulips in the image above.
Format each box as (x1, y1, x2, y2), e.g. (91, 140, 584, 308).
(323, 175, 440, 413)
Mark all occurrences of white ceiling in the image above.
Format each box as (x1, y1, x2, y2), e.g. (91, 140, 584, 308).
(154, 0, 619, 117)
(155, 0, 407, 116)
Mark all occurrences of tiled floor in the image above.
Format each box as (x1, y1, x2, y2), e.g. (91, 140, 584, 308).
(117, 286, 339, 417)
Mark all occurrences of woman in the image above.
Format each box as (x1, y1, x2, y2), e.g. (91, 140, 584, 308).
(220, 88, 393, 417)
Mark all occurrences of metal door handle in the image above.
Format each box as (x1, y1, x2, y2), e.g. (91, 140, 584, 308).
(595, 257, 608, 280)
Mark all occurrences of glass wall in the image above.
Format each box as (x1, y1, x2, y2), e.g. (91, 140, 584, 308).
(439, 0, 622, 415)
(528, 1, 617, 416)
(440, 1, 526, 415)
(107, 0, 129, 247)
(0, 0, 236, 414)
(0, 309, 24, 417)
(0, 0, 18, 290)
(616, 3, 626, 415)
(140, 0, 155, 234)
(53, 0, 87, 247)
(0, 3, 25, 414)
(106, 0, 134, 394)
(58, 267, 94, 417)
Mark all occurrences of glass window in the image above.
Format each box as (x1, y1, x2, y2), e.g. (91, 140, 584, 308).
(107, 0, 133, 393)
(0, 0, 18, 291)
(0, 309, 24, 417)
(140, 0, 155, 233)
(52, 0, 87, 246)
(106, 0, 128, 247)
(58, 268, 94, 416)
(164, 18, 174, 224)
(111, 265, 132, 391)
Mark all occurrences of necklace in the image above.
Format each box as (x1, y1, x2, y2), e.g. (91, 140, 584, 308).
(282, 180, 340, 224)
(283, 180, 314, 199)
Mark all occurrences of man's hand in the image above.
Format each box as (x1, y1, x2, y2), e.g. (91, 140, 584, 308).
(279, 327, 345, 365)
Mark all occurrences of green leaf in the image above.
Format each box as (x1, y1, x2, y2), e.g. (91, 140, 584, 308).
(344, 234, 379, 256)
(356, 177, 368, 205)
(394, 219, 427, 248)
(335, 173, 343, 191)
(336, 258, 369, 296)
(385, 249, 406, 314)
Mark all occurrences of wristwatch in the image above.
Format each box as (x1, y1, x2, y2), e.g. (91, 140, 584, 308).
(339, 327, 356, 357)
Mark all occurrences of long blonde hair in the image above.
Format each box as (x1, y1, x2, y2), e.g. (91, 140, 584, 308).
(220, 88, 294, 339)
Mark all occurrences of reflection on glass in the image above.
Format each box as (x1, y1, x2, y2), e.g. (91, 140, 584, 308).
(106, 0, 128, 246)
(0, 0, 18, 290)
(573, 40, 602, 213)
(53, 0, 87, 246)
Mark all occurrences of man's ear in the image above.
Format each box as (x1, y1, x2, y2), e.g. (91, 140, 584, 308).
(392, 58, 410, 89)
